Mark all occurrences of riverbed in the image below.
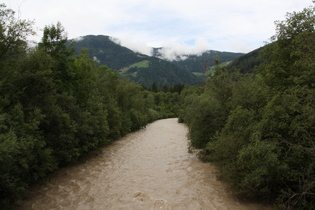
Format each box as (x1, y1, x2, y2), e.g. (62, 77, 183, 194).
(17, 118, 271, 210)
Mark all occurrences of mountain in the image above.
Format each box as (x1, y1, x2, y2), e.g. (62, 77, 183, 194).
(153, 48, 244, 74)
(226, 47, 264, 74)
(72, 35, 244, 88)
(174, 50, 244, 73)
(72, 35, 203, 88)
(73, 35, 144, 70)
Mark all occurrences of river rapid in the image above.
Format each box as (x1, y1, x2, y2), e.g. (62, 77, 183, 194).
(17, 118, 271, 210)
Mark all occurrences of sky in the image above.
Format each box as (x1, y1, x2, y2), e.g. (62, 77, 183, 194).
(2, 0, 313, 59)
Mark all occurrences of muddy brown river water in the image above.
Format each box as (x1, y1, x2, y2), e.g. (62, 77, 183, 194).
(17, 118, 271, 210)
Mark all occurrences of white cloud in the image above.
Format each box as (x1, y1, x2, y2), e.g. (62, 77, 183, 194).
(155, 38, 211, 60)
(73, 36, 84, 42)
(2, 0, 313, 53)
(110, 36, 153, 56)
(109, 36, 211, 60)
(93, 56, 100, 63)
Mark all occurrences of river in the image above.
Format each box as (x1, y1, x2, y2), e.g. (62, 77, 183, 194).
(17, 118, 271, 210)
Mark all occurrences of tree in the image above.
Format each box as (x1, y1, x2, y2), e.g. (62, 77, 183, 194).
(252, 4, 315, 208)
(38, 22, 75, 91)
(181, 2, 315, 209)
(0, 4, 34, 62)
(151, 82, 158, 92)
(0, 4, 35, 104)
(0, 7, 58, 205)
(38, 22, 72, 57)
(259, 4, 315, 90)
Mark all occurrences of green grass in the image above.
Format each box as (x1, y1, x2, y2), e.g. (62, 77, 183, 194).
(192, 72, 205, 76)
(130, 60, 150, 68)
(119, 60, 150, 73)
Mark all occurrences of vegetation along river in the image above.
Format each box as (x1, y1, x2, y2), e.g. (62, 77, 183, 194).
(17, 118, 271, 210)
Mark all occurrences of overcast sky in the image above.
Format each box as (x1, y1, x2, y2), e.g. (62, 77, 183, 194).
(3, 0, 313, 57)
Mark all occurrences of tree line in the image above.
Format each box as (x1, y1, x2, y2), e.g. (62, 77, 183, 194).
(179, 3, 315, 209)
(0, 4, 181, 208)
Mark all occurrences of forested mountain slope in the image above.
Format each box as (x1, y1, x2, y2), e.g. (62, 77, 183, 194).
(73, 35, 143, 70)
(226, 47, 264, 74)
(168, 50, 244, 73)
(72, 35, 203, 88)
(72, 35, 245, 88)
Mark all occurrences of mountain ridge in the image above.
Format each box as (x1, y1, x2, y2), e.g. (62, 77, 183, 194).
(72, 35, 244, 88)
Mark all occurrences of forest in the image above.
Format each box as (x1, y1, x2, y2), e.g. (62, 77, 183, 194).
(71, 35, 205, 88)
(179, 3, 315, 209)
(0, 4, 181, 208)
(0, 2, 314, 209)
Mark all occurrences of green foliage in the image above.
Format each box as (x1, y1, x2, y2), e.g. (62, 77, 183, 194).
(0, 10, 181, 207)
(2, 2, 314, 209)
(259, 87, 315, 208)
(236, 138, 287, 200)
(0, 4, 35, 62)
(259, 4, 315, 91)
(39, 22, 74, 59)
(129, 60, 150, 68)
(72, 35, 204, 88)
(126, 57, 203, 88)
(72, 35, 143, 70)
(180, 3, 315, 209)
(186, 94, 224, 148)
(226, 47, 264, 74)
(170, 50, 244, 73)
(38, 22, 75, 92)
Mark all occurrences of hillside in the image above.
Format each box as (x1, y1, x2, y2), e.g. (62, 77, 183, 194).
(73, 35, 143, 70)
(126, 57, 202, 88)
(72, 35, 245, 88)
(72, 35, 203, 88)
(226, 47, 264, 74)
(152, 48, 244, 74)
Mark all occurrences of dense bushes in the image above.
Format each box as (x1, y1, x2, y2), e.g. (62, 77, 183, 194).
(0, 5, 181, 208)
(179, 4, 315, 209)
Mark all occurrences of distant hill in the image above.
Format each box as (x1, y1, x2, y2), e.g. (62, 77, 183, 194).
(72, 35, 203, 88)
(72, 35, 245, 88)
(73, 35, 143, 70)
(226, 47, 264, 74)
(153, 48, 244, 74)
